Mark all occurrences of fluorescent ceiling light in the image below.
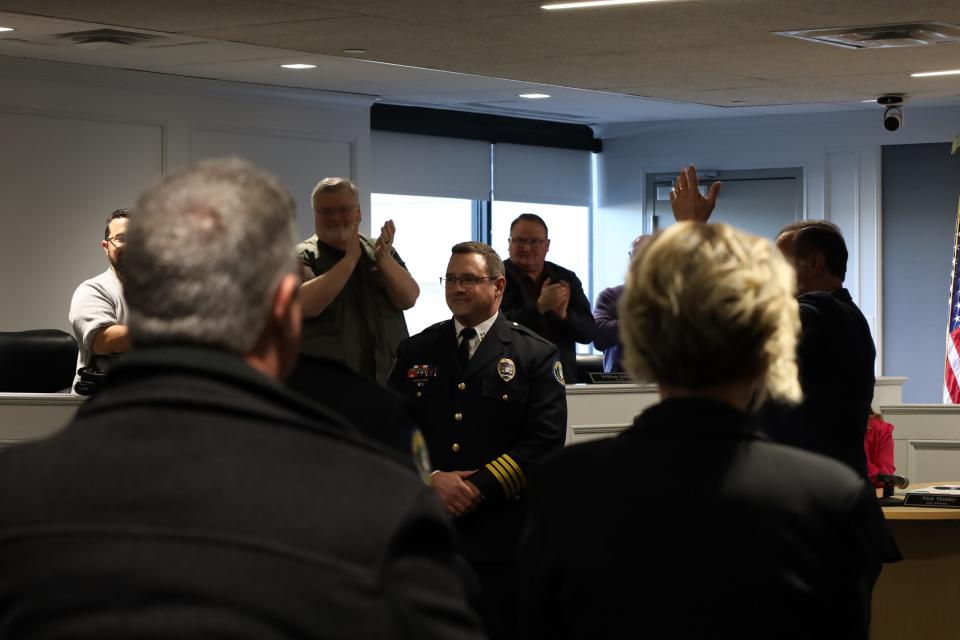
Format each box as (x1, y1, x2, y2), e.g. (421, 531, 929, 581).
(543, 0, 670, 10)
(519, 93, 551, 99)
(0, 26, 14, 32)
(911, 69, 960, 77)
(280, 63, 316, 70)
(861, 99, 877, 103)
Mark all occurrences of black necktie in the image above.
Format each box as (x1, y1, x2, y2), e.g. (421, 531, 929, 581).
(458, 327, 477, 372)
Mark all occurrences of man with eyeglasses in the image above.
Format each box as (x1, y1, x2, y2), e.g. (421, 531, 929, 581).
(68, 208, 131, 390)
(296, 177, 419, 384)
(389, 241, 567, 640)
(501, 213, 596, 383)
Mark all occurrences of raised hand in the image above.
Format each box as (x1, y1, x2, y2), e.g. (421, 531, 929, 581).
(670, 164, 721, 223)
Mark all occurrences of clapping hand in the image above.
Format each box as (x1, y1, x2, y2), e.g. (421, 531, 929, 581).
(537, 278, 571, 319)
(375, 219, 396, 262)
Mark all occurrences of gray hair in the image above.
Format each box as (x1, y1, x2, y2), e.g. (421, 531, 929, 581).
(124, 157, 298, 352)
(311, 177, 359, 212)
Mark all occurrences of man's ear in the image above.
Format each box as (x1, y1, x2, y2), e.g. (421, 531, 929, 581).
(494, 275, 506, 299)
(272, 272, 302, 331)
(807, 250, 827, 275)
(101, 240, 110, 256)
(544, 238, 551, 254)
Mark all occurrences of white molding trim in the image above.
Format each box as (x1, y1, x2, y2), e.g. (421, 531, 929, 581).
(0, 103, 166, 130)
(881, 404, 960, 416)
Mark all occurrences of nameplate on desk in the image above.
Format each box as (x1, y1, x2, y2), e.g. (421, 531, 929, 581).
(903, 486, 960, 508)
(588, 372, 632, 384)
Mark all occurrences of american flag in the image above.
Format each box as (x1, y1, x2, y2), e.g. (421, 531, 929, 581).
(945, 198, 960, 404)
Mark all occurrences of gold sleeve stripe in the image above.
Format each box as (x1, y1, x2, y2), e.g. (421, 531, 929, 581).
(490, 458, 519, 495)
(485, 461, 512, 495)
(501, 454, 526, 489)
(493, 456, 521, 493)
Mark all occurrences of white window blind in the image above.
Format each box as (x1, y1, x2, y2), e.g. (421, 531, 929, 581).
(372, 131, 490, 200)
(493, 143, 592, 206)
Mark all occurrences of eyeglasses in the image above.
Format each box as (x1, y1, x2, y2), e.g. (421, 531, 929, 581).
(509, 237, 546, 248)
(107, 234, 127, 247)
(440, 276, 498, 288)
(317, 206, 358, 216)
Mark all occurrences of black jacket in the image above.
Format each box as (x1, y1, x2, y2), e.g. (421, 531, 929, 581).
(0, 346, 484, 639)
(389, 314, 567, 563)
(501, 259, 595, 383)
(761, 288, 876, 477)
(520, 398, 892, 640)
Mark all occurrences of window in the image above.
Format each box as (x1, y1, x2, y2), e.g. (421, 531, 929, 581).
(370, 193, 473, 335)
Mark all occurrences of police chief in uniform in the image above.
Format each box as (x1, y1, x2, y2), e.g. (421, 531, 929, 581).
(389, 241, 567, 640)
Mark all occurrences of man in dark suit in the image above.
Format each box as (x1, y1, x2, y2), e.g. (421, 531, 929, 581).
(500, 213, 595, 382)
(0, 158, 484, 639)
(389, 241, 567, 640)
(765, 220, 876, 478)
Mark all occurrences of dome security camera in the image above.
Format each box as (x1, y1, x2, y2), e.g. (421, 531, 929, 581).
(877, 95, 905, 132)
(883, 106, 903, 132)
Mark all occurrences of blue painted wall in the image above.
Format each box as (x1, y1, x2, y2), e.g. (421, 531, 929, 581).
(882, 143, 960, 403)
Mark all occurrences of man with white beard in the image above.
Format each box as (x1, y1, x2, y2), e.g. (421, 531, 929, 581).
(296, 177, 420, 384)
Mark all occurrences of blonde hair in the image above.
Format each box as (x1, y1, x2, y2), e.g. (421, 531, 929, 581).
(311, 177, 358, 213)
(620, 222, 802, 406)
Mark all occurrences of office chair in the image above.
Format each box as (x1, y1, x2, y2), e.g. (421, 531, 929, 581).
(0, 330, 78, 393)
(575, 353, 604, 384)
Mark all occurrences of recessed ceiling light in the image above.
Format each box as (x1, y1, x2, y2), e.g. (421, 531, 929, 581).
(342, 48, 367, 55)
(543, 0, 670, 10)
(519, 93, 551, 99)
(911, 69, 960, 77)
(0, 26, 14, 32)
(280, 63, 316, 70)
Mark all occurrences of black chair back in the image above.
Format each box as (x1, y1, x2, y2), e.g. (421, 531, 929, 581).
(0, 330, 78, 393)
(575, 353, 604, 384)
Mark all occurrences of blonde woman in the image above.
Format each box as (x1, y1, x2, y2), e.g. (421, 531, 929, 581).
(519, 203, 891, 639)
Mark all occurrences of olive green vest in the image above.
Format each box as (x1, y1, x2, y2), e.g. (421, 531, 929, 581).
(296, 235, 409, 385)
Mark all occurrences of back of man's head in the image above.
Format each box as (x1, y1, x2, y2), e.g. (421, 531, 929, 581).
(777, 220, 848, 281)
(124, 158, 297, 353)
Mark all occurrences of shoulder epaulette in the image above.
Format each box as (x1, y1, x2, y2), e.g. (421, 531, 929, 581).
(508, 321, 553, 346)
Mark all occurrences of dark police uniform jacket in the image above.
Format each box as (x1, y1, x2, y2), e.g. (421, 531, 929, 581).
(0, 346, 484, 640)
(520, 398, 893, 640)
(389, 313, 567, 563)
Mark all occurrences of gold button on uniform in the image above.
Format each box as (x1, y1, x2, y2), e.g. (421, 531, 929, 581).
(454, 412, 463, 421)
(502, 394, 509, 401)
(416, 391, 422, 398)
(452, 443, 461, 452)
(458, 382, 466, 391)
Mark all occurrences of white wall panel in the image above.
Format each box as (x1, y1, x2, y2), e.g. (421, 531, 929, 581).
(191, 125, 354, 240)
(0, 56, 371, 334)
(0, 108, 163, 333)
